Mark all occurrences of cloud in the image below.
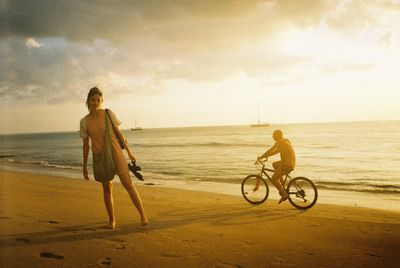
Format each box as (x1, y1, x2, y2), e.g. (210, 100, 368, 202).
(378, 30, 393, 48)
(1, 0, 334, 103)
(0, 36, 171, 104)
(325, 1, 376, 33)
(0, 0, 8, 34)
(4, 1, 265, 43)
(0, 37, 89, 103)
(25, 37, 44, 49)
(3, 0, 334, 48)
(1, 0, 397, 105)
(367, 0, 400, 11)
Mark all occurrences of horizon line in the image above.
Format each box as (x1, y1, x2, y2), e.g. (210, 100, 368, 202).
(2, 119, 399, 136)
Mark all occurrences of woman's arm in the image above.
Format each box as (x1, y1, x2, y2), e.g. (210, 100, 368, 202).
(115, 126, 136, 161)
(107, 109, 137, 161)
(83, 137, 90, 180)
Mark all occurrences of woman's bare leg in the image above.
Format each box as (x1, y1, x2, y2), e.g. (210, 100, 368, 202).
(119, 173, 148, 225)
(101, 181, 116, 229)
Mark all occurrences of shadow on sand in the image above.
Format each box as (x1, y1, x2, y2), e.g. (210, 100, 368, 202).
(0, 203, 304, 249)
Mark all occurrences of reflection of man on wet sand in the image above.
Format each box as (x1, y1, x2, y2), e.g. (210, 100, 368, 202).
(258, 129, 296, 204)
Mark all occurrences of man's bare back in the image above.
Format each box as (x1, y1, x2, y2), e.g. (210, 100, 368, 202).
(275, 138, 295, 169)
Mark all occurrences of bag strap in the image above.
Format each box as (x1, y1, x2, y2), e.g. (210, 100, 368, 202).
(106, 109, 125, 149)
(103, 109, 113, 148)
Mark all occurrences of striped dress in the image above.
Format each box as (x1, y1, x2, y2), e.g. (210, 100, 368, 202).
(80, 109, 129, 176)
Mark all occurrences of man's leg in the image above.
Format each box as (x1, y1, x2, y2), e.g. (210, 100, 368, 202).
(272, 162, 285, 194)
(272, 161, 288, 203)
(271, 169, 288, 197)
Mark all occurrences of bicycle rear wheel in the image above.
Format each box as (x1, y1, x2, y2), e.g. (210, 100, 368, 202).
(241, 175, 269, 204)
(287, 177, 318, 209)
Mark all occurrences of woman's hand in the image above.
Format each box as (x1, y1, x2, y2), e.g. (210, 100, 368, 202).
(83, 166, 90, 180)
(128, 151, 136, 162)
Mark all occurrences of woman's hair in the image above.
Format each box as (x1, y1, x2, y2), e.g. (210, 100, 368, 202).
(86, 86, 103, 108)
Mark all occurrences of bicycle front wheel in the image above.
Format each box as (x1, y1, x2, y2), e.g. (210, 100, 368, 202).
(287, 177, 318, 209)
(241, 175, 269, 204)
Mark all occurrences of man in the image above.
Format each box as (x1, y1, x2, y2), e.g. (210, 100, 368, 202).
(258, 129, 296, 204)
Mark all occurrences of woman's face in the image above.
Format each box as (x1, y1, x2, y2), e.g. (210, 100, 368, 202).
(88, 94, 103, 112)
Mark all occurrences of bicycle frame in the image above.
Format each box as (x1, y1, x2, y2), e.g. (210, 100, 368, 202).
(243, 160, 318, 209)
(257, 161, 292, 188)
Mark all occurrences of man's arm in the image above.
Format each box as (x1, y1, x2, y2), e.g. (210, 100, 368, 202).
(260, 143, 279, 159)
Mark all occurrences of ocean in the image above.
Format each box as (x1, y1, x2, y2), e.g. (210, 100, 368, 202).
(1, 121, 400, 211)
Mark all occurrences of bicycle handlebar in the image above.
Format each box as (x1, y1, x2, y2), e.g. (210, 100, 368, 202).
(254, 158, 267, 165)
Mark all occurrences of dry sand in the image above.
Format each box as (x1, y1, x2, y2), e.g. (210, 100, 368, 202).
(1, 170, 399, 267)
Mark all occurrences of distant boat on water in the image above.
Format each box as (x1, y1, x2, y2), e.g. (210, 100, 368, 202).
(251, 122, 269, 127)
(251, 103, 269, 127)
(130, 118, 143, 131)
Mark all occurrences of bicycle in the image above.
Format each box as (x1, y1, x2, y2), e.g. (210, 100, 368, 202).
(241, 159, 318, 209)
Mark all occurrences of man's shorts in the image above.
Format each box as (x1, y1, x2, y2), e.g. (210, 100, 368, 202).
(272, 161, 294, 176)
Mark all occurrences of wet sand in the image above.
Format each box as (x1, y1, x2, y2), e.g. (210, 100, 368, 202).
(1, 170, 399, 267)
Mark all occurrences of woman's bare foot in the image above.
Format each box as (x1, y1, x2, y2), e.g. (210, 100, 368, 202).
(141, 216, 149, 226)
(108, 219, 116, 230)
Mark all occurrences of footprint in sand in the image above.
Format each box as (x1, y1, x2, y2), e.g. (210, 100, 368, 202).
(365, 253, 380, 257)
(15, 238, 30, 244)
(110, 238, 126, 243)
(82, 227, 97, 232)
(161, 252, 181, 258)
(97, 257, 112, 266)
(103, 238, 126, 250)
(214, 262, 244, 268)
(233, 242, 252, 249)
(40, 252, 64, 259)
(114, 244, 126, 250)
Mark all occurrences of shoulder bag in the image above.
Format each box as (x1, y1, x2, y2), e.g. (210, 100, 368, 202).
(92, 111, 115, 182)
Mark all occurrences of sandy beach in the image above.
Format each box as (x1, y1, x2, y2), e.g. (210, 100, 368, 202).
(1, 170, 399, 268)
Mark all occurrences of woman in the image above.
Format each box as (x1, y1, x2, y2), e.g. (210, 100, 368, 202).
(80, 87, 148, 229)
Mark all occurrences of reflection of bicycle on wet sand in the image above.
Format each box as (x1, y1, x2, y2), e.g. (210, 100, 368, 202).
(241, 159, 318, 209)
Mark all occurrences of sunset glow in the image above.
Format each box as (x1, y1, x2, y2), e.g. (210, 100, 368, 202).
(1, 0, 400, 133)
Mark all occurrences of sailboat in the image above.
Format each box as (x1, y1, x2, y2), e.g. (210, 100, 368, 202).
(130, 118, 143, 131)
(250, 103, 269, 127)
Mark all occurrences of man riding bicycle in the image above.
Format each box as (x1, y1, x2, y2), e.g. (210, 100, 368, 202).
(258, 129, 296, 204)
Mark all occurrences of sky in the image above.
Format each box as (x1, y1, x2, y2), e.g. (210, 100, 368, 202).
(1, 0, 400, 134)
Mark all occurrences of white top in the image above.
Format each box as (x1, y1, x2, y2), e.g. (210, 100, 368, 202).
(79, 109, 121, 139)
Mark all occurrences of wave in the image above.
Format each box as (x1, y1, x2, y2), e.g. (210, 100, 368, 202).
(316, 185, 400, 195)
(1, 158, 82, 171)
(308, 145, 338, 149)
(315, 181, 400, 195)
(156, 171, 185, 176)
(0, 154, 16, 158)
(39, 161, 82, 171)
(2, 157, 399, 196)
